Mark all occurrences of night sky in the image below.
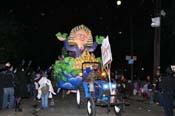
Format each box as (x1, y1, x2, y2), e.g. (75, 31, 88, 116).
(0, 0, 175, 77)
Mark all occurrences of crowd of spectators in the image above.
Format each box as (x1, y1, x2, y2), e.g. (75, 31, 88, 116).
(0, 61, 56, 112)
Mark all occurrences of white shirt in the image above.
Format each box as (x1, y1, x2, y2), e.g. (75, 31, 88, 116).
(37, 76, 56, 99)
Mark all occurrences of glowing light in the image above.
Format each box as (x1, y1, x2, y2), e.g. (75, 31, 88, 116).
(79, 72, 83, 77)
(116, 0, 122, 6)
(101, 72, 106, 77)
(103, 84, 109, 89)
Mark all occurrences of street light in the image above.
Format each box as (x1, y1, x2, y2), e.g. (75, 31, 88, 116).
(116, 0, 122, 6)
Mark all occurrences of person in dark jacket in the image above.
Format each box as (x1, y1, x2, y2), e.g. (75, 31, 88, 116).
(14, 60, 32, 112)
(2, 65, 15, 109)
(0, 62, 11, 109)
(158, 65, 175, 116)
(0, 72, 5, 109)
(14, 68, 27, 112)
(152, 68, 162, 104)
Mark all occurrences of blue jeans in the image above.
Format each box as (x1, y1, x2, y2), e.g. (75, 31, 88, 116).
(2, 87, 15, 109)
(41, 92, 49, 109)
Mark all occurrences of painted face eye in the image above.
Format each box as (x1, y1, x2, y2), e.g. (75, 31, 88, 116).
(76, 34, 85, 41)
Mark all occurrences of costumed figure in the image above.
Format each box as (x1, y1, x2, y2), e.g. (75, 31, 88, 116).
(53, 24, 104, 95)
(56, 24, 104, 58)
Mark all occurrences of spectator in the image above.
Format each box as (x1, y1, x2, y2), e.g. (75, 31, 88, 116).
(0, 62, 11, 109)
(37, 72, 56, 109)
(15, 68, 26, 112)
(142, 75, 153, 100)
(118, 75, 127, 98)
(33, 73, 41, 101)
(2, 64, 15, 109)
(153, 68, 162, 104)
(0, 69, 5, 109)
(158, 65, 175, 116)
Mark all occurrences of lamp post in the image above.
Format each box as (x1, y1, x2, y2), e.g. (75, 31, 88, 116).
(129, 10, 134, 81)
(152, 0, 161, 77)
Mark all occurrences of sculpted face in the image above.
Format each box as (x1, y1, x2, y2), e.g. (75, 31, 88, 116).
(73, 30, 89, 48)
(68, 25, 93, 49)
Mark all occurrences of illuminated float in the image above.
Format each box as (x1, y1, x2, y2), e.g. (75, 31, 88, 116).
(53, 25, 123, 116)
(53, 24, 104, 91)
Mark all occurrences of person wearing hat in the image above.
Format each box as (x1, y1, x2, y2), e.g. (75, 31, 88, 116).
(37, 72, 56, 109)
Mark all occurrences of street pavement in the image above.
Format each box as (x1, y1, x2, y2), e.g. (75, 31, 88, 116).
(0, 93, 170, 116)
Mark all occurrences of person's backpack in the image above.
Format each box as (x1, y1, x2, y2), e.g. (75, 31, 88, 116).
(41, 83, 49, 95)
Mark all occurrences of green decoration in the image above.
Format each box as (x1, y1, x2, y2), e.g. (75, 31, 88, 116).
(95, 35, 105, 44)
(62, 33, 68, 38)
(53, 60, 67, 82)
(55, 32, 68, 39)
(71, 69, 81, 77)
(62, 48, 68, 57)
(53, 57, 75, 82)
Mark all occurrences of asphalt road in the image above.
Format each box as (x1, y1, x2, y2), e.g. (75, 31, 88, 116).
(0, 93, 168, 116)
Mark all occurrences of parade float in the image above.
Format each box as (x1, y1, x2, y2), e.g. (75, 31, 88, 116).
(53, 24, 104, 92)
(53, 25, 124, 116)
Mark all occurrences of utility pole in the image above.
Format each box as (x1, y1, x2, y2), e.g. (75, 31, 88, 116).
(129, 10, 134, 81)
(153, 0, 161, 77)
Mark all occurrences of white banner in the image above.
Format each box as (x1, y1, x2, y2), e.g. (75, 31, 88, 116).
(101, 36, 112, 66)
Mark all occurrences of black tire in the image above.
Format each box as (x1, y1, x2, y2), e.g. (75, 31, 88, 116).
(87, 97, 96, 116)
(77, 85, 85, 108)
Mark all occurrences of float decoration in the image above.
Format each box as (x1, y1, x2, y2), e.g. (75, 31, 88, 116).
(55, 32, 68, 40)
(53, 57, 82, 90)
(55, 24, 104, 58)
(73, 49, 98, 69)
(53, 57, 81, 82)
(95, 35, 105, 44)
(68, 24, 93, 47)
(54, 24, 105, 90)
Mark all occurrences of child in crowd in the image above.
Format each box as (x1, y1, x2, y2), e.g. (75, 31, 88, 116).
(37, 72, 56, 109)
